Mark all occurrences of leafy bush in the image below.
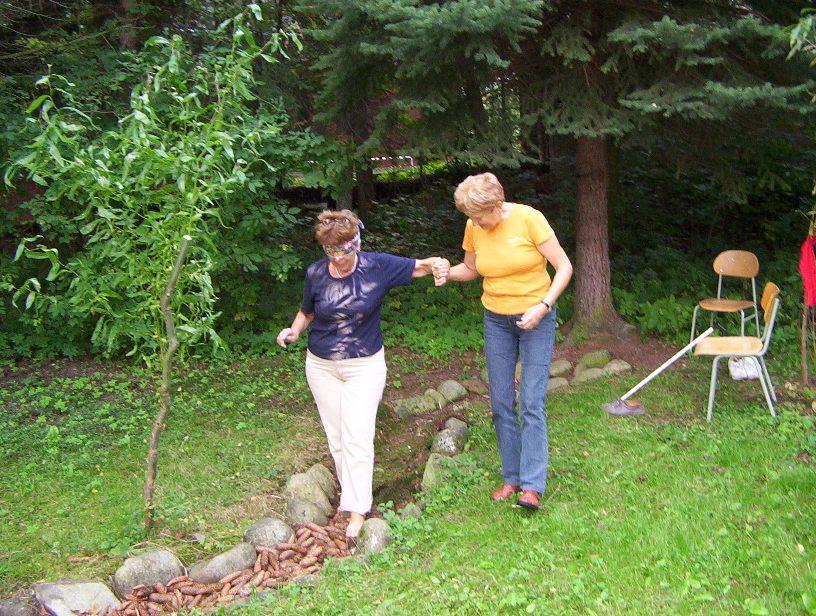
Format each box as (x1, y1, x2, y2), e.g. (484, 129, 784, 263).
(4, 8, 316, 362)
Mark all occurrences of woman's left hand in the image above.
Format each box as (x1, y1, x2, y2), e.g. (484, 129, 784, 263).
(516, 303, 549, 330)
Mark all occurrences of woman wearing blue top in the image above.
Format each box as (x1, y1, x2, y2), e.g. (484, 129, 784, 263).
(276, 209, 441, 542)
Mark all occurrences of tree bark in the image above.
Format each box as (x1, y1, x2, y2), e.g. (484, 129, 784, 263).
(356, 162, 375, 214)
(119, 0, 138, 50)
(569, 135, 629, 338)
(144, 235, 191, 534)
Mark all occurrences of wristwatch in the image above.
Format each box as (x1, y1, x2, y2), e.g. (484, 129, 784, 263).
(540, 300, 552, 310)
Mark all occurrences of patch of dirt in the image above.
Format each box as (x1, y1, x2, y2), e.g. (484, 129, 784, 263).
(0, 355, 117, 389)
(552, 334, 678, 372)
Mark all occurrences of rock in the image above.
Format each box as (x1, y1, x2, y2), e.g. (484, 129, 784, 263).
(0, 591, 38, 616)
(399, 502, 422, 520)
(424, 388, 447, 409)
(430, 428, 467, 456)
(393, 394, 436, 418)
(549, 359, 572, 377)
(292, 574, 319, 587)
(188, 543, 257, 584)
(421, 453, 476, 491)
(480, 366, 489, 384)
(284, 473, 333, 517)
(603, 359, 632, 375)
(572, 368, 605, 385)
(438, 380, 468, 403)
(32, 581, 119, 616)
(461, 379, 488, 395)
(359, 518, 390, 554)
(547, 377, 569, 392)
(285, 496, 329, 527)
(111, 549, 184, 599)
(573, 363, 587, 378)
(578, 350, 612, 369)
(243, 517, 293, 548)
(305, 463, 338, 503)
(444, 417, 469, 434)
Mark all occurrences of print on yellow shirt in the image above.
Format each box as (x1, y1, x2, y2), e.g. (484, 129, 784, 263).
(462, 203, 555, 315)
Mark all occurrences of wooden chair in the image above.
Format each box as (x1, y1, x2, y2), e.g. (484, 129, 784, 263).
(694, 282, 780, 422)
(690, 250, 760, 344)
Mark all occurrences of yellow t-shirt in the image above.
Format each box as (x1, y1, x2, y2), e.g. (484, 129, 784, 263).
(462, 203, 555, 315)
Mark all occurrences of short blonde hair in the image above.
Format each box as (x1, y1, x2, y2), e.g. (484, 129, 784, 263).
(315, 209, 360, 244)
(454, 172, 505, 216)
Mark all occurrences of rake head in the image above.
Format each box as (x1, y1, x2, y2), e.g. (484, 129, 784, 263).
(601, 398, 646, 416)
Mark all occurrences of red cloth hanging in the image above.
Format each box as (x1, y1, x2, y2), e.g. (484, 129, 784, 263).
(799, 235, 816, 307)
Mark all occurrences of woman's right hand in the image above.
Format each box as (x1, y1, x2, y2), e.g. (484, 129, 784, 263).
(276, 327, 299, 348)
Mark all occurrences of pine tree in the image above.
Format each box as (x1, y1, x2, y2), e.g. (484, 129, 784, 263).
(512, 2, 810, 334)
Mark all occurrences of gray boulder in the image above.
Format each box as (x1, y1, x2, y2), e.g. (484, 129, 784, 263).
(572, 367, 605, 385)
(430, 428, 466, 456)
(359, 518, 390, 555)
(33, 581, 119, 616)
(480, 366, 489, 384)
(424, 388, 447, 409)
(547, 377, 569, 393)
(421, 453, 477, 491)
(243, 517, 293, 548)
(306, 464, 339, 504)
(578, 350, 611, 369)
(603, 359, 632, 375)
(188, 543, 257, 584)
(393, 394, 436, 418)
(0, 591, 38, 616)
(305, 463, 338, 503)
(437, 380, 467, 403)
(111, 548, 184, 599)
(284, 473, 333, 517)
(399, 502, 422, 520)
(549, 359, 572, 377)
(444, 417, 469, 436)
(461, 379, 488, 395)
(285, 496, 329, 527)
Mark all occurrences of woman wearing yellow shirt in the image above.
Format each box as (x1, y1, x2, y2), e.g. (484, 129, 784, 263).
(435, 172, 572, 511)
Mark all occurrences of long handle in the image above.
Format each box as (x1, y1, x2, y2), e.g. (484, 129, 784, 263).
(621, 327, 715, 401)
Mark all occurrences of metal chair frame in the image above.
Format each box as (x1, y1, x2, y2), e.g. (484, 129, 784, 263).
(695, 284, 780, 422)
(690, 250, 760, 344)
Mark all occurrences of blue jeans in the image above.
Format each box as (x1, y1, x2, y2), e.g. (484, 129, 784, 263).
(483, 307, 556, 494)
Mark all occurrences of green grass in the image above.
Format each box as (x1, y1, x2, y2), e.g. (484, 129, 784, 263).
(0, 354, 328, 593)
(229, 366, 816, 615)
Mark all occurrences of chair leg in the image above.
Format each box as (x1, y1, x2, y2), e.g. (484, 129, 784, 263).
(757, 362, 776, 418)
(740, 309, 745, 336)
(758, 357, 777, 403)
(707, 357, 722, 423)
(690, 305, 701, 347)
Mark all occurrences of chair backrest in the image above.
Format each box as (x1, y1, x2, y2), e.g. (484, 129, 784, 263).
(759, 282, 780, 353)
(761, 281, 780, 325)
(712, 250, 759, 279)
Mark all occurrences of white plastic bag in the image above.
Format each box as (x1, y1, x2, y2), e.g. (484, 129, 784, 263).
(728, 357, 761, 380)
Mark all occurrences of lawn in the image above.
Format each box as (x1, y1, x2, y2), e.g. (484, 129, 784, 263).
(2, 339, 814, 614)
(233, 367, 816, 615)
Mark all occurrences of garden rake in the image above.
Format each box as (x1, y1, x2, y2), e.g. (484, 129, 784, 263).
(601, 324, 721, 416)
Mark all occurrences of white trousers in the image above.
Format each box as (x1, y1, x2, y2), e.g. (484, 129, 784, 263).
(305, 347, 387, 515)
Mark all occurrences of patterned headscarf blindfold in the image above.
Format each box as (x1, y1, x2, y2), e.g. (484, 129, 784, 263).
(322, 220, 364, 258)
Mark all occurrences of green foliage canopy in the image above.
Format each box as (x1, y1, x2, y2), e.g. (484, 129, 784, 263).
(4, 7, 315, 362)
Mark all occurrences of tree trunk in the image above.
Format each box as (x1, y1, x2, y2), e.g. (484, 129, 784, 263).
(356, 163, 375, 214)
(144, 235, 191, 534)
(569, 135, 629, 338)
(119, 0, 138, 49)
